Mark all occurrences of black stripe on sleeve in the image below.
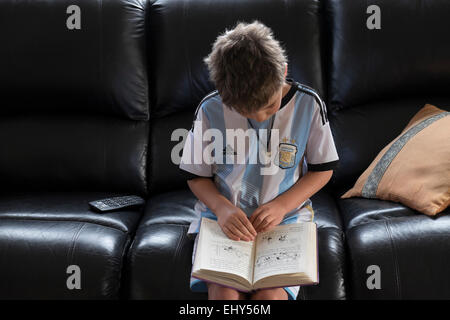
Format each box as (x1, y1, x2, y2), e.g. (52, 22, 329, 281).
(307, 160, 339, 172)
(190, 90, 219, 131)
(295, 83, 328, 125)
(179, 167, 213, 181)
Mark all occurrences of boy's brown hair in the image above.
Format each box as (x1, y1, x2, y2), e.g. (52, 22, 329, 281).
(203, 20, 288, 115)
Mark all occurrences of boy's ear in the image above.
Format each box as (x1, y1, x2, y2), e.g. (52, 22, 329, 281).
(284, 63, 288, 77)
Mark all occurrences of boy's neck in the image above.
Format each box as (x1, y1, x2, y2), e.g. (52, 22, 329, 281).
(282, 79, 292, 98)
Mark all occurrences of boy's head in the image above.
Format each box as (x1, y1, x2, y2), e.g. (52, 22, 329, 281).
(204, 20, 288, 121)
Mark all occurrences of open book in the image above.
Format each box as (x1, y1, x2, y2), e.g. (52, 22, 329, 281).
(191, 217, 318, 292)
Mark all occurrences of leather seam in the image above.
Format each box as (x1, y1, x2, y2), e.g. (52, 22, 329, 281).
(172, 225, 188, 292)
(384, 220, 402, 299)
(68, 222, 86, 263)
(345, 215, 415, 232)
(117, 235, 132, 299)
(135, 222, 191, 231)
(173, 225, 187, 264)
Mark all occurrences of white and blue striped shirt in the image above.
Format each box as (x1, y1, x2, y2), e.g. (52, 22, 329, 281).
(180, 78, 339, 236)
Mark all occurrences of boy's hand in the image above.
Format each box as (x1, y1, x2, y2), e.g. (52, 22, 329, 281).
(215, 203, 257, 242)
(249, 200, 287, 233)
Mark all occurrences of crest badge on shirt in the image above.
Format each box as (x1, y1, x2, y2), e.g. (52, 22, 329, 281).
(276, 142, 298, 169)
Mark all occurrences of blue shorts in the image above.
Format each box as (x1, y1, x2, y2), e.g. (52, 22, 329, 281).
(189, 204, 315, 300)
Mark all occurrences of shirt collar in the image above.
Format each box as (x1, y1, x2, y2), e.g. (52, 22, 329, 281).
(279, 78, 297, 110)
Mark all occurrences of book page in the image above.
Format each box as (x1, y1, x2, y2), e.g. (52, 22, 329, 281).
(196, 218, 254, 282)
(253, 223, 313, 283)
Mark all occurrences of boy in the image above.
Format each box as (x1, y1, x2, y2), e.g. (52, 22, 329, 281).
(179, 20, 339, 300)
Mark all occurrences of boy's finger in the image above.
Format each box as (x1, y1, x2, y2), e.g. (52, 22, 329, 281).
(223, 225, 240, 241)
(249, 208, 259, 224)
(253, 212, 270, 232)
(249, 206, 262, 222)
(229, 221, 252, 241)
(257, 217, 274, 232)
(238, 214, 257, 237)
(251, 210, 266, 230)
(249, 207, 263, 225)
(260, 223, 274, 233)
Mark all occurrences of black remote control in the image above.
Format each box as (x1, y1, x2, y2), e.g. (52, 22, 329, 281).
(89, 195, 145, 212)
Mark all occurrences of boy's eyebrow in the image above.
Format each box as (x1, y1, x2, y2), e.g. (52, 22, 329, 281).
(263, 97, 277, 109)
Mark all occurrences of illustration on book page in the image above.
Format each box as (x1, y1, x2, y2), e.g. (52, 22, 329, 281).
(253, 224, 306, 282)
(200, 218, 254, 281)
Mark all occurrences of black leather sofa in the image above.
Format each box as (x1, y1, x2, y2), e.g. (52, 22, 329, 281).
(0, 0, 448, 300)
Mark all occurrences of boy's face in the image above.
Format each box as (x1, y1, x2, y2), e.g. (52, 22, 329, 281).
(239, 86, 284, 122)
(238, 63, 288, 122)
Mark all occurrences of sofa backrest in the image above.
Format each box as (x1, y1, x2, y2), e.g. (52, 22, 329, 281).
(325, 0, 450, 195)
(0, 0, 149, 194)
(147, 0, 326, 194)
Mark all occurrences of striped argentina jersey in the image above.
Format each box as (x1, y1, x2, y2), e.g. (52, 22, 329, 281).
(179, 78, 340, 237)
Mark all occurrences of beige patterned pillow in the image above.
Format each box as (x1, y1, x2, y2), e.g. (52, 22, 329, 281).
(341, 104, 450, 216)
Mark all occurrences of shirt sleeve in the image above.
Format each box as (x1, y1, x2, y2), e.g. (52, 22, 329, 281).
(305, 98, 340, 171)
(179, 105, 214, 179)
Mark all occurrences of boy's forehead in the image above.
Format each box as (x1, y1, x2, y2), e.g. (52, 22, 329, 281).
(227, 84, 282, 112)
(262, 87, 282, 106)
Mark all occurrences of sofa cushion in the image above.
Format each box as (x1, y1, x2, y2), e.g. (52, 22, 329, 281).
(341, 104, 450, 215)
(342, 202, 450, 299)
(0, 0, 149, 119)
(0, 0, 149, 193)
(325, 0, 450, 195)
(0, 115, 148, 194)
(326, 0, 450, 110)
(0, 192, 142, 299)
(326, 99, 450, 196)
(125, 189, 347, 299)
(0, 0, 148, 119)
(339, 197, 421, 231)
